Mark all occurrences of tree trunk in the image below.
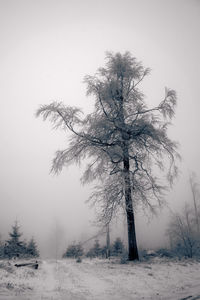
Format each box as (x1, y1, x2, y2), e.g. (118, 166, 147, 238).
(106, 224, 110, 259)
(123, 146, 139, 261)
(190, 176, 200, 236)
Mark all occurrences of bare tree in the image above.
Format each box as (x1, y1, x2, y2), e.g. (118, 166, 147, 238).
(167, 204, 198, 258)
(36, 52, 179, 260)
(167, 173, 200, 258)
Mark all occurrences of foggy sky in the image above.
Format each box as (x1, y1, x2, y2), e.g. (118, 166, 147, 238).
(0, 0, 200, 257)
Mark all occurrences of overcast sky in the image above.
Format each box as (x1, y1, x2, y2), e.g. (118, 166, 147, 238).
(0, 0, 199, 257)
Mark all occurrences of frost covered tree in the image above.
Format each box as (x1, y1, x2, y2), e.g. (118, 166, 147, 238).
(37, 52, 179, 260)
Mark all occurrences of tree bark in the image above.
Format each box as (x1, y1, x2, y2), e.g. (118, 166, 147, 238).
(123, 145, 139, 260)
(106, 224, 110, 259)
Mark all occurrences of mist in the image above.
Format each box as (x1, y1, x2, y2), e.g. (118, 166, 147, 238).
(0, 0, 200, 258)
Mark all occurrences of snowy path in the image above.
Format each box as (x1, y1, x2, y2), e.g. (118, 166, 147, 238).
(0, 258, 200, 299)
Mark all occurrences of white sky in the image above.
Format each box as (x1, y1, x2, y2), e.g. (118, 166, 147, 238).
(0, 0, 199, 257)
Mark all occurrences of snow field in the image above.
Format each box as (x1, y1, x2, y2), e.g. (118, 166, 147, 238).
(0, 258, 200, 299)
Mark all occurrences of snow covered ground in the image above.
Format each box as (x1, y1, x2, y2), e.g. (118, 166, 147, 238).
(0, 257, 200, 300)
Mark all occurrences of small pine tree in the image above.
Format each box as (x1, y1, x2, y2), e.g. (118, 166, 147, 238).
(100, 245, 108, 258)
(86, 240, 102, 258)
(4, 222, 26, 258)
(63, 243, 84, 258)
(112, 238, 125, 256)
(26, 237, 39, 257)
(93, 240, 101, 257)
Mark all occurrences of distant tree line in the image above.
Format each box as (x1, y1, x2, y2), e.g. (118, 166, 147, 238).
(0, 222, 39, 259)
(63, 237, 126, 260)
